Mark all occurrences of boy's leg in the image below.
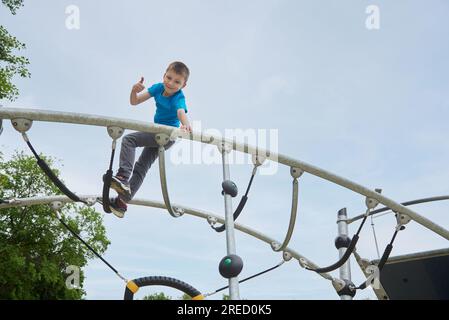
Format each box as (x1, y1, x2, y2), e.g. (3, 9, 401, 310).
(126, 146, 159, 202)
(117, 132, 161, 180)
(118, 132, 175, 202)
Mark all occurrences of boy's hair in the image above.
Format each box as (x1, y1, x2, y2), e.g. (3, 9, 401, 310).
(166, 61, 190, 82)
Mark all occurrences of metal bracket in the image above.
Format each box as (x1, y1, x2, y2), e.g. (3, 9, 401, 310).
(290, 167, 304, 179)
(365, 188, 382, 210)
(282, 251, 293, 262)
(207, 216, 218, 226)
(298, 257, 309, 269)
(50, 201, 64, 211)
(396, 213, 411, 229)
(173, 206, 185, 217)
(107, 126, 124, 140)
(217, 141, 232, 154)
(155, 133, 170, 147)
(270, 241, 281, 251)
(252, 154, 266, 167)
(11, 118, 33, 133)
(84, 197, 97, 207)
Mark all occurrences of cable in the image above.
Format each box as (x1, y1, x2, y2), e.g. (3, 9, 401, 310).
(212, 167, 257, 232)
(306, 209, 371, 274)
(205, 261, 285, 297)
(53, 210, 126, 281)
(349, 195, 449, 223)
(101, 146, 116, 213)
(356, 227, 402, 290)
(22, 136, 88, 205)
(370, 214, 381, 259)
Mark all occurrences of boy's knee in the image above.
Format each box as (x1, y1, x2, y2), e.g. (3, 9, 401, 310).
(122, 134, 135, 145)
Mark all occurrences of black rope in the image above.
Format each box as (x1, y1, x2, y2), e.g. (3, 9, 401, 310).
(101, 147, 116, 213)
(306, 214, 371, 273)
(24, 139, 88, 205)
(209, 261, 284, 296)
(356, 228, 401, 290)
(54, 211, 120, 275)
(212, 169, 256, 232)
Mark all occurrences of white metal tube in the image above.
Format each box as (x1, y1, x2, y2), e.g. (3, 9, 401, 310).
(337, 208, 353, 300)
(221, 146, 240, 300)
(0, 194, 335, 282)
(0, 108, 446, 240)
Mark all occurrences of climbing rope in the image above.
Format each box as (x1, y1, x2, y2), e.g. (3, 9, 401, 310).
(49, 202, 134, 289)
(101, 126, 125, 214)
(20, 132, 89, 205)
(212, 166, 258, 232)
(50, 201, 202, 299)
(306, 190, 384, 274)
(355, 214, 407, 291)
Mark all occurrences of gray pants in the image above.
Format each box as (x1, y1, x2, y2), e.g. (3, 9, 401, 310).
(117, 132, 175, 202)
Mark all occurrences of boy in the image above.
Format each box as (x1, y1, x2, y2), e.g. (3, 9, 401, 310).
(109, 61, 192, 218)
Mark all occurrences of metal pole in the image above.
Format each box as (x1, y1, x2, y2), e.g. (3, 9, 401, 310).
(221, 144, 240, 300)
(337, 208, 353, 300)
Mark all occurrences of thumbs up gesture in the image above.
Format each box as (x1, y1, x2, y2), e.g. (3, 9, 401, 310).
(132, 77, 145, 93)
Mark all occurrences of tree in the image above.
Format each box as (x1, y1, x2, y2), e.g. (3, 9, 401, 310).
(0, 151, 110, 299)
(0, 0, 30, 101)
(2, 0, 24, 14)
(142, 292, 172, 300)
(142, 292, 231, 300)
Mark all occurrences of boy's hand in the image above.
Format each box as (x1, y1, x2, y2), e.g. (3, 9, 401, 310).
(132, 77, 145, 93)
(180, 124, 192, 133)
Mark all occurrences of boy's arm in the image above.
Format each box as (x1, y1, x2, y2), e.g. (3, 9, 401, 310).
(130, 91, 150, 105)
(130, 77, 151, 106)
(177, 109, 192, 132)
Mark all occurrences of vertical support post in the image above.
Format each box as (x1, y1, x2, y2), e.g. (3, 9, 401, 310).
(220, 142, 240, 300)
(337, 208, 353, 300)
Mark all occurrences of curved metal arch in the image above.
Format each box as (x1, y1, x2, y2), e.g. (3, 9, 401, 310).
(272, 176, 299, 252)
(1, 107, 447, 240)
(348, 195, 449, 224)
(0, 194, 334, 282)
(155, 133, 183, 218)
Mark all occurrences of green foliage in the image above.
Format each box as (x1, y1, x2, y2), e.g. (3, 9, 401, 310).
(180, 293, 192, 300)
(142, 292, 232, 300)
(2, 0, 24, 15)
(142, 292, 172, 300)
(0, 151, 110, 299)
(1, 0, 30, 101)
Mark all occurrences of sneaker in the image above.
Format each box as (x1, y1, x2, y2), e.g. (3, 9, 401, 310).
(110, 175, 131, 199)
(109, 197, 127, 218)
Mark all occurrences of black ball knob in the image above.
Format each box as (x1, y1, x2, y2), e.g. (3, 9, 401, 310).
(221, 180, 238, 197)
(219, 254, 243, 279)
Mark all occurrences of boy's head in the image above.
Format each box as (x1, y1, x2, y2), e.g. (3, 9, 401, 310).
(163, 61, 190, 95)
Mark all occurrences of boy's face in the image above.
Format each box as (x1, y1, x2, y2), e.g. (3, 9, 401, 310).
(163, 69, 187, 95)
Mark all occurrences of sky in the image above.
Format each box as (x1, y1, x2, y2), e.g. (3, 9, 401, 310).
(1, 0, 449, 300)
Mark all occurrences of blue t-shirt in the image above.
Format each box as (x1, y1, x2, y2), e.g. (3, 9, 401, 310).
(148, 83, 187, 127)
